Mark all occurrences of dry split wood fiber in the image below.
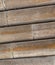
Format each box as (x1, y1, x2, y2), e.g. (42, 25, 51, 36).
(32, 22, 55, 39)
(6, 5, 55, 25)
(0, 25, 32, 43)
(3, 0, 55, 9)
(0, 0, 55, 10)
(0, 56, 55, 65)
(0, 0, 5, 10)
(0, 39, 55, 59)
(0, 44, 13, 59)
(0, 5, 55, 26)
(0, 22, 55, 43)
(0, 12, 7, 26)
(12, 39, 55, 58)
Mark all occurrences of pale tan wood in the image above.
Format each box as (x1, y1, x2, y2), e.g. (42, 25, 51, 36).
(0, 0, 4, 10)
(32, 22, 55, 39)
(32, 22, 55, 30)
(0, 5, 55, 26)
(12, 39, 55, 58)
(0, 22, 55, 43)
(0, 12, 7, 26)
(7, 5, 55, 25)
(4, 0, 55, 9)
(0, 44, 13, 59)
(0, 56, 55, 65)
(0, 39, 55, 59)
(0, 25, 32, 43)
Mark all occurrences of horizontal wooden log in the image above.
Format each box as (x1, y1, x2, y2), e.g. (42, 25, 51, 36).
(0, 22, 55, 43)
(0, 25, 32, 43)
(32, 22, 55, 30)
(0, 56, 55, 65)
(0, 12, 7, 26)
(12, 39, 55, 58)
(0, 0, 55, 10)
(0, 39, 55, 59)
(0, 44, 13, 59)
(4, 0, 55, 9)
(7, 5, 55, 25)
(0, 5, 55, 26)
(32, 22, 55, 39)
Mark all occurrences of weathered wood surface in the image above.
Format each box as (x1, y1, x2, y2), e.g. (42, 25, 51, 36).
(32, 22, 55, 39)
(7, 5, 55, 25)
(0, 44, 13, 59)
(0, 0, 55, 61)
(0, 39, 55, 59)
(0, 56, 55, 65)
(0, 0, 4, 10)
(12, 39, 55, 58)
(0, 25, 32, 43)
(0, 5, 55, 26)
(0, 0, 55, 10)
(0, 22, 55, 43)
(0, 12, 7, 26)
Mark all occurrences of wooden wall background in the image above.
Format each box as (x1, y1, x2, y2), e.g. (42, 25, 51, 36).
(0, 56, 55, 65)
(0, 0, 55, 65)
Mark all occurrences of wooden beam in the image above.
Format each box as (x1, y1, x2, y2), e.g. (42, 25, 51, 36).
(0, 5, 55, 26)
(32, 22, 55, 39)
(7, 5, 55, 25)
(0, 56, 55, 65)
(0, 39, 55, 59)
(0, 22, 55, 43)
(0, 25, 32, 43)
(12, 39, 55, 58)
(0, 12, 7, 26)
(0, 44, 13, 59)
(4, 0, 55, 9)
(0, 0, 55, 10)
(0, 0, 4, 10)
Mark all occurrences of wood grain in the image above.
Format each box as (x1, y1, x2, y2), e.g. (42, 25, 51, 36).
(0, 12, 7, 26)
(0, 25, 32, 43)
(0, 44, 13, 59)
(0, 5, 55, 26)
(0, 39, 55, 59)
(32, 22, 55, 39)
(7, 5, 55, 25)
(4, 0, 55, 9)
(0, 0, 4, 10)
(12, 39, 55, 58)
(0, 56, 55, 65)
(0, 22, 55, 43)
(0, 0, 55, 10)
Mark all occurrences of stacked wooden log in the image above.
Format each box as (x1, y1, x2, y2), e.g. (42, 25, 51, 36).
(0, 0, 55, 65)
(0, 56, 55, 65)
